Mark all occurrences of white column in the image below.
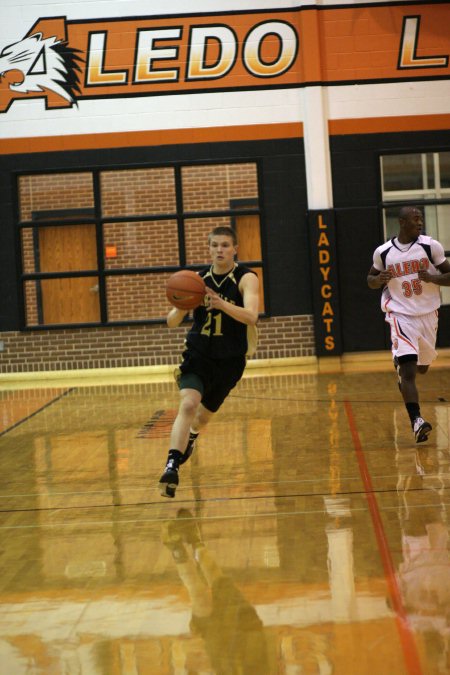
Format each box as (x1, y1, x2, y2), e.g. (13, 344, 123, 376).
(303, 86, 333, 210)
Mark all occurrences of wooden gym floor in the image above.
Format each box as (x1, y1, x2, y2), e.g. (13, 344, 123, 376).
(0, 358, 449, 674)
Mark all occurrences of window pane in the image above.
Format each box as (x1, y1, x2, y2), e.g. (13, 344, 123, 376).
(106, 273, 171, 321)
(441, 287, 450, 305)
(235, 214, 262, 261)
(104, 220, 179, 269)
(436, 204, 450, 251)
(24, 277, 100, 326)
(381, 154, 434, 192)
(100, 168, 176, 217)
(18, 173, 94, 221)
(235, 213, 264, 311)
(34, 224, 97, 274)
(182, 163, 258, 212)
(401, 204, 450, 249)
(425, 153, 434, 189)
(439, 152, 450, 188)
(423, 204, 439, 241)
(430, 204, 450, 305)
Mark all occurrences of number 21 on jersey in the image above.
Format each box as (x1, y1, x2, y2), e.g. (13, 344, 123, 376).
(201, 311, 223, 337)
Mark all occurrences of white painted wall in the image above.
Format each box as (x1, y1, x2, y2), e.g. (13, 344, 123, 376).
(327, 81, 450, 121)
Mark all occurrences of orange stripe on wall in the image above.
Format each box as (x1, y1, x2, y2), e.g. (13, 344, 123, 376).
(0, 123, 303, 155)
(329, 114, 450, 135)
(3, 114, 447, 155)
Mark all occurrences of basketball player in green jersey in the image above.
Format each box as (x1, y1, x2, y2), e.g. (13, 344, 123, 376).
(159, 226, 259, 498)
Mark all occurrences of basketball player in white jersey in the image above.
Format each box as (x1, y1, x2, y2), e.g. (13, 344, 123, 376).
(367, 206, 450, 443)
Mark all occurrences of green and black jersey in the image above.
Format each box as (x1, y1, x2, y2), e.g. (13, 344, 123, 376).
(186, 263, 257, 359)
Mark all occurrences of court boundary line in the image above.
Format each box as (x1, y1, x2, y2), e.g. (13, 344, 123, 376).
(0, 388, 76, 437)
(344, 399, 423, 675)
(0, 488, 448, 517)
(0, 470, 424, 496)
(1, 495, 450, 530)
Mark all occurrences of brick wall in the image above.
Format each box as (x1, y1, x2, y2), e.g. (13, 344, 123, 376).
(19, 173, 94, 219)
(0, 315, 315, 374)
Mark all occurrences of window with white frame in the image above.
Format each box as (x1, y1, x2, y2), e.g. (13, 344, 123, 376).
(380, 152, 450, 305)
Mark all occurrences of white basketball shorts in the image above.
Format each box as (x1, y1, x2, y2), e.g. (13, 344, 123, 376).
(385, 310, 438, 366)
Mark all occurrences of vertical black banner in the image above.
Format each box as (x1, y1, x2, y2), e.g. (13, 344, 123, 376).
(308, 209, 342, 356)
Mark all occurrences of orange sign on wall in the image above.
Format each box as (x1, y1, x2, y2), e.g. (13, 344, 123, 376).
(0, 4, 448, 113)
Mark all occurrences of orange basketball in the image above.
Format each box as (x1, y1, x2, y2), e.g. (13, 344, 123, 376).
(166, 270, 206, 310)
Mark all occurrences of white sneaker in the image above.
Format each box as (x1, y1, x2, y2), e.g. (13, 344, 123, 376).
(413, 417, 432, 444)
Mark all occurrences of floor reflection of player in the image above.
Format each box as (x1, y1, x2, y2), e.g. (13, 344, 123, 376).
(396, 446, 450, 673)
(162, 509, 271, 674)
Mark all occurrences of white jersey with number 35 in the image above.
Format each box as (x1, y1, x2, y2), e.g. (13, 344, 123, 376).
(373, 235, 446, 315)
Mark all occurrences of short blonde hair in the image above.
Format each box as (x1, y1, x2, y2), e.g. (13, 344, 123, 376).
(208, 226, 237, 245)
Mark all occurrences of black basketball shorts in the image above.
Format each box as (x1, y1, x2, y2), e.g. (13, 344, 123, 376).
(178, 349, 246, 413)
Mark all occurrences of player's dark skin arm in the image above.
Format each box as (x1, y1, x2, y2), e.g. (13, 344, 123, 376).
(418, 259, 450, 285)
(367, 266, 393, 289)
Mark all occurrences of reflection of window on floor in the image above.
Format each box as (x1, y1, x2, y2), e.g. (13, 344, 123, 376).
(17, 163, 265, 327)
(380, 151, 450, 305)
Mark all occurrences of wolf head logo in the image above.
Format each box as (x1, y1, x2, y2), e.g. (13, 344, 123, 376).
(0, 32, 83, 109)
